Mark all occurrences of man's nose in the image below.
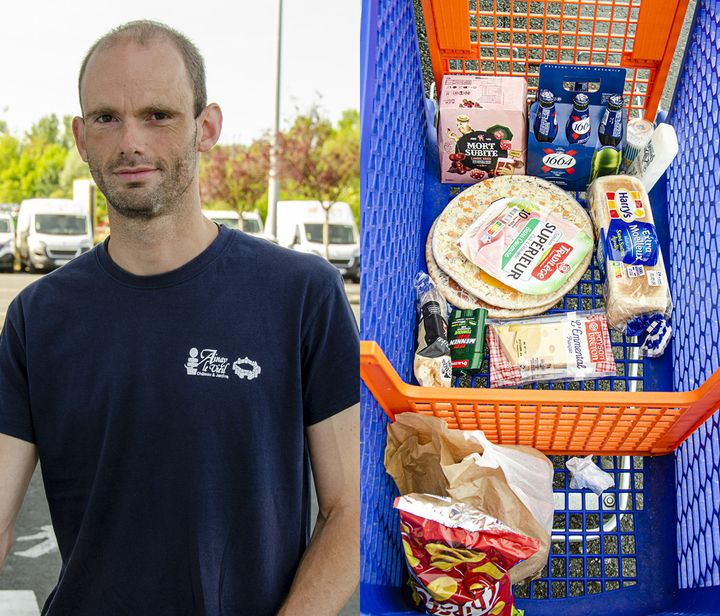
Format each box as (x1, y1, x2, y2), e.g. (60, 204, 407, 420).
(118, 119, 145, 156)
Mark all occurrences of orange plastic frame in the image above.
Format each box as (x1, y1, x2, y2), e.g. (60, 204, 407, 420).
(361, 341, 720, 456)
(420, 0, 691, 119)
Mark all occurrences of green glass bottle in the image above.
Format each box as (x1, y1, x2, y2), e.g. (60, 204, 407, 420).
(589, 145, 622, 183)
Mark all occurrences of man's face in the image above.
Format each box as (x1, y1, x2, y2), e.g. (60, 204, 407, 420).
(74, 39, 200, 220)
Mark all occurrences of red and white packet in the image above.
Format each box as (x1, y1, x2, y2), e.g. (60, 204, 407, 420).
(486, 310, 616, 388)
(394, 493, 539, 616)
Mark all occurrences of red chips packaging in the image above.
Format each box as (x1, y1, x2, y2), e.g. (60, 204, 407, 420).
(395, 494, 540, 616)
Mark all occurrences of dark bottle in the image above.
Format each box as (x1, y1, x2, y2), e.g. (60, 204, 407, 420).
(598, 94, 625, 148)
(533, 89, 558, 143)
(565, 93, 591, 145)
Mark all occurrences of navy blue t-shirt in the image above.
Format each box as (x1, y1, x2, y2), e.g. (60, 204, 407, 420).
(0, 225, 359, 615)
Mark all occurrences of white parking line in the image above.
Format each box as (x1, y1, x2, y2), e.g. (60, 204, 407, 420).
(0, 591, 40, 616)
(14, 525, 58, 558)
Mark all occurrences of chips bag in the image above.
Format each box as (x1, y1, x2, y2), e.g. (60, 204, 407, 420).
(385, 414, 554, 585)
(395, 494, 539, 615)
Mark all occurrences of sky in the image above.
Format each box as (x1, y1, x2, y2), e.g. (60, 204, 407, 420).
(1, 0, 359, 145)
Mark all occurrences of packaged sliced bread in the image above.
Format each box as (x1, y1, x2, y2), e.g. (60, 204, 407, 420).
(587, 175, 672, 355)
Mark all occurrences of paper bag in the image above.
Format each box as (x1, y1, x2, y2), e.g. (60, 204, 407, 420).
(385, 413, 554, 584)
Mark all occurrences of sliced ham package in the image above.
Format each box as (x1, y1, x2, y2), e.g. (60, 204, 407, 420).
(456, 197, 593, 296)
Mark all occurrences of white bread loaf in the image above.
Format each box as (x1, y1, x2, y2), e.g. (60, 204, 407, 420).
(587, 175, 672, 332)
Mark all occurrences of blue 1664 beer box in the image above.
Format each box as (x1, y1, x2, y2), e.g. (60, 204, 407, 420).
(528, 63, 627, 192)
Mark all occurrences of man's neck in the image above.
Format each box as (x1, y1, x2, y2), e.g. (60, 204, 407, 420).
(106, 208, 220, 277)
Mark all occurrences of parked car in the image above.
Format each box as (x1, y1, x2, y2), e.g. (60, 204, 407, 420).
(203, 209, 277, 243)
(0, 212, 15, 272)
(203, 209, 240, 230)
(274, 200, 360, 282)
(16, 199, 93, 272)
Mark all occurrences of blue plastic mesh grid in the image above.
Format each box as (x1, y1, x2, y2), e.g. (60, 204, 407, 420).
(666, 0, 720, 591)
(360, 0, 427, 588)
(361, 0, 708, 611)
(514, 456, 644, 599)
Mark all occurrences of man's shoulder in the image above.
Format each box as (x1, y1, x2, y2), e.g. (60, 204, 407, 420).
(12, 249, 98, 311)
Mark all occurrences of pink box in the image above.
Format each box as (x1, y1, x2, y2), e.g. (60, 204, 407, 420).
(438, 75, 528, 184)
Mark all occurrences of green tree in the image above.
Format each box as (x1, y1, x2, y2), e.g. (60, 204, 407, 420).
(279, 106, 360, 258)
(0, 153, 35, 203)
(0, 134, 19, 171)
(0, 144, 68, 202)
(61, 115, 76, 150)
(0, 135, 20, 202)
(58, 147, 91, 198)
(34, 144, 68, 197)
(0, 115, 70, 202)
(24, 114, 61, 150)
(324, 109, 359, 224)
(200, 139, 270, 214)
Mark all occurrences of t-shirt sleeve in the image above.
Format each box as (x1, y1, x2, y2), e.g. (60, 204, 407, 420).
(301, 270, 359, 426)
(0, 299, 35, 443)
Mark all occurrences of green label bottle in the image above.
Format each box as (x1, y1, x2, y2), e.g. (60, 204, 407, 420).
(589, 145, 622, 183)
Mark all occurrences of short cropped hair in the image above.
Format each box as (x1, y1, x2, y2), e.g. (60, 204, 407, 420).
(78, 20, 207, 118)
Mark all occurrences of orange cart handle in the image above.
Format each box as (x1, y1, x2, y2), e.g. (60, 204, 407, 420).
(360, 340, 720, 455)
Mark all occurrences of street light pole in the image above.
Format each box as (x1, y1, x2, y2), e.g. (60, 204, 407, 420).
(266, 0, 283, 241)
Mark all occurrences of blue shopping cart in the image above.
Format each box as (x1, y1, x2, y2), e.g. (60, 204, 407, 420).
(360, 0, 720, 614)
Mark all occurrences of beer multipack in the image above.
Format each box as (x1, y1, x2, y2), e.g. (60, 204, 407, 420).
(438, 74, 528, 184)
(527, 64, 628, 192)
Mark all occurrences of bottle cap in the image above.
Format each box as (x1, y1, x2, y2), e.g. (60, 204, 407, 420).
(538, 90, 555, 106)
(626, 118, 654, 144)
(607, 94, 624, 110)
(573, 93, 589, 110)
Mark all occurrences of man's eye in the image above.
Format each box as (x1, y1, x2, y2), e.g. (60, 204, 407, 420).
(96, 114, 115, 123)
(152, 112, 170, 121)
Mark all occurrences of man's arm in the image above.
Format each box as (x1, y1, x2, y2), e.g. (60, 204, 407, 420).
(278, 403, 360, 616)
(0, 433, 38, 568)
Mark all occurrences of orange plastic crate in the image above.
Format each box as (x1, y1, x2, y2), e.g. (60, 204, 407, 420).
(361, 341, 720, 456)
(421, 0, 691, 118)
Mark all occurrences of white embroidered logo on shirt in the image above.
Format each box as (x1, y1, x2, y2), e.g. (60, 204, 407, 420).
(232, 357, 262, 380)
(184, 348, 230, 379)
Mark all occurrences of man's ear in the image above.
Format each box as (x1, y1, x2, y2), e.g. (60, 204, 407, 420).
(197, 104, 223, 153)
(72, 116, 88, 162)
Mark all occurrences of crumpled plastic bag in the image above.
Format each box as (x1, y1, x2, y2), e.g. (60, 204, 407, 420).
(565, 456, 615, 495)
(385, 413, 555, 584)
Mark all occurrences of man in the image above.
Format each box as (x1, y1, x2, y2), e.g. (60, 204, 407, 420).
(0, 21, 359, 616)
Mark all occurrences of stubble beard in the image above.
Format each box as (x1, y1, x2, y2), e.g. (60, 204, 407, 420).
(87, 127, 198, 221)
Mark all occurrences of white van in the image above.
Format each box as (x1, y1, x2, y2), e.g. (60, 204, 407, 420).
(16, 199, 93, 272)
(0, 212, 15, 272)
(274, 200, 360, 281)
(240, 211, 265, 236)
